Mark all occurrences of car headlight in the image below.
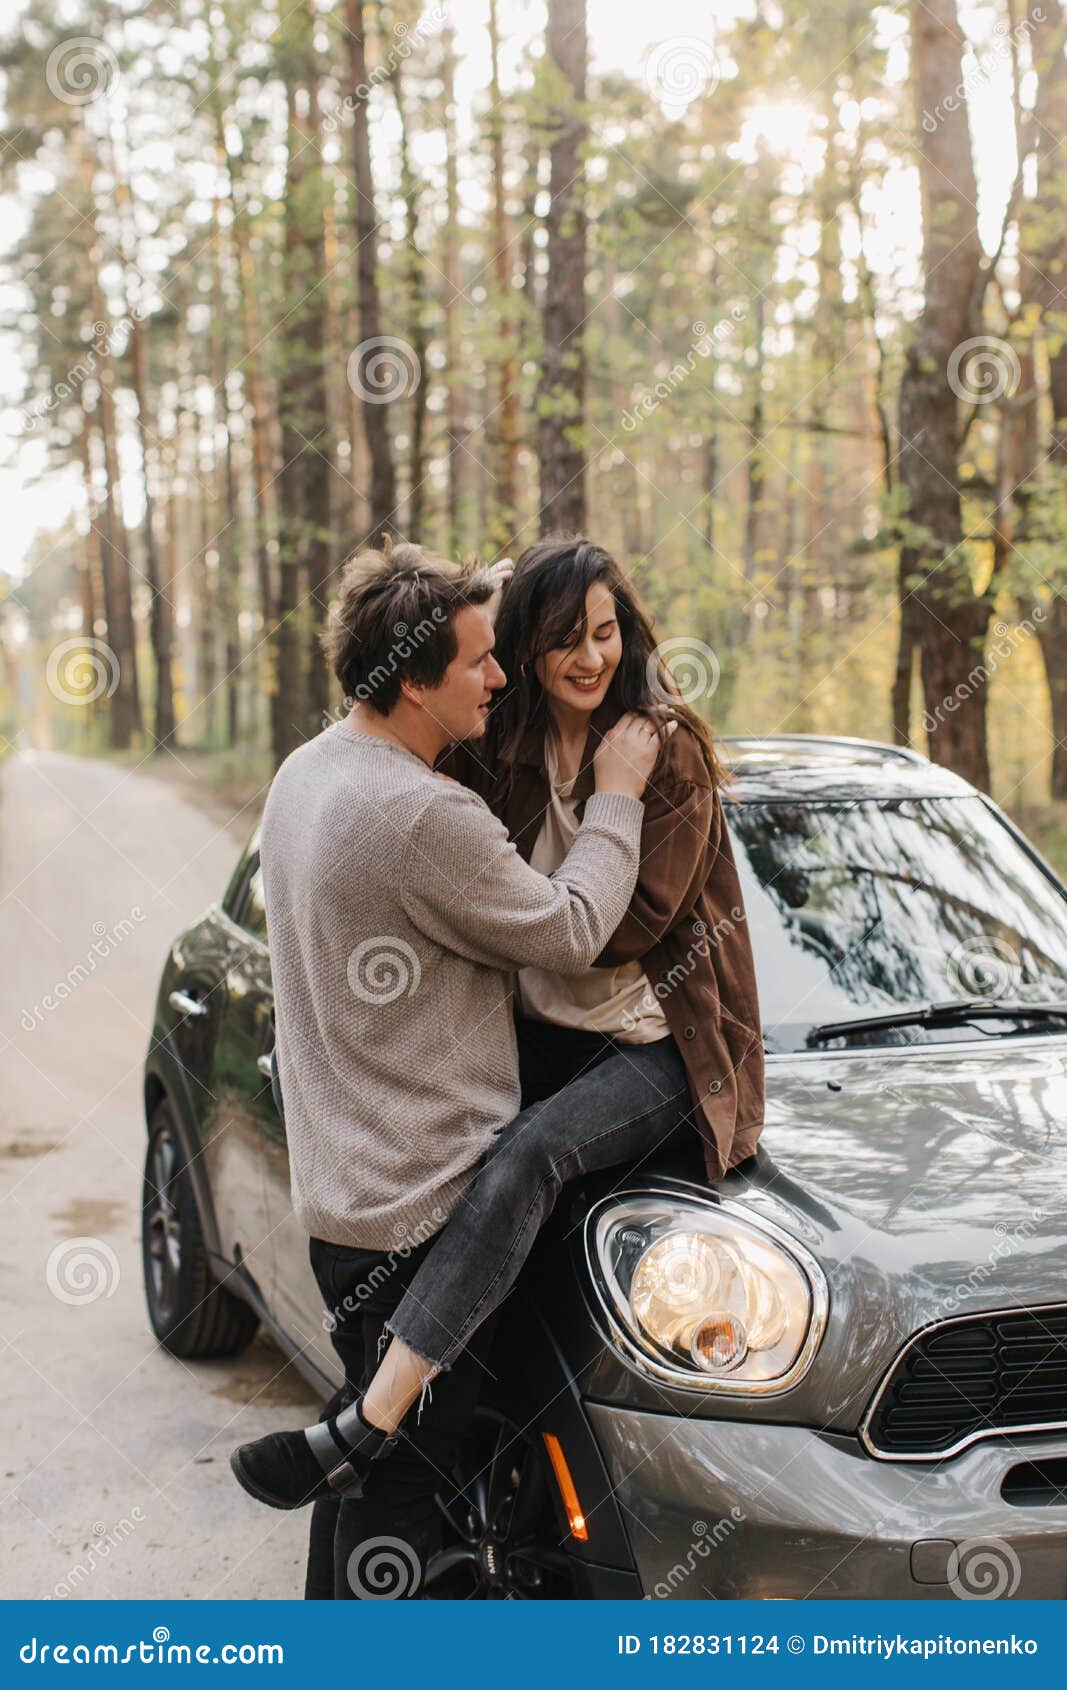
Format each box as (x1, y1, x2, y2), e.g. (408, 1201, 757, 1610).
(584, 1186, 828, 1394)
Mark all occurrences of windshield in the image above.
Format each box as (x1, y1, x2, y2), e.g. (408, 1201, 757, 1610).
(728, 797, 1067, 1054)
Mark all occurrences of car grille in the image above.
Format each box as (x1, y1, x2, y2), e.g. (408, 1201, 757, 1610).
(863, 1305, 1067, 1459)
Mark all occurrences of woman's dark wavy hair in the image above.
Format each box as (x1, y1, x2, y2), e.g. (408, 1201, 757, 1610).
(486, 535, 729, 795)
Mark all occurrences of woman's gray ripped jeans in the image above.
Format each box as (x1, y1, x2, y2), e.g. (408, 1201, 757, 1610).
(383, 1022, 695, 1404)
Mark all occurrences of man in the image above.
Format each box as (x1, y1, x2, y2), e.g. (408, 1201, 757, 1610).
(232, 540, 660, 1598)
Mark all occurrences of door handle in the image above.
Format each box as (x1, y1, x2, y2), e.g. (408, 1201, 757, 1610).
(168, 989, 207, 1020)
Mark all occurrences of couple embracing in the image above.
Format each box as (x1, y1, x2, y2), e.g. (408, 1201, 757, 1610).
(230, 534, 764, 1598)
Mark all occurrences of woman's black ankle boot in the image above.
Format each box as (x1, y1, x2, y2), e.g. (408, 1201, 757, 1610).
(229, 1396, 398, 1511)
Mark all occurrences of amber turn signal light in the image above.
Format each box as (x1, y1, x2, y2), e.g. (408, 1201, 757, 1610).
(542, 1431, 589, 1542)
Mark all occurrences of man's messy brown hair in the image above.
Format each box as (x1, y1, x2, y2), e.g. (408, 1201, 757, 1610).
(321, 536, 495, 715)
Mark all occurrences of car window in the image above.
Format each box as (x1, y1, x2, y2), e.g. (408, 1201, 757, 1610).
(236, 861, 268, 943)
(221, 830, 261, 921)
(728, 797, 1067, 1053)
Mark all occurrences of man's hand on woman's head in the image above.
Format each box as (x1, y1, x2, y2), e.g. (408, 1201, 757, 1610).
(485, 557, 515, 622)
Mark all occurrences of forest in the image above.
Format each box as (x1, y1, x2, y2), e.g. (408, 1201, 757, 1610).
(2, 0, 1066, 864)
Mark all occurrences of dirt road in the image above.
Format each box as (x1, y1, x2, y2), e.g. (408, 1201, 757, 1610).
(0, 749, 319, 1598)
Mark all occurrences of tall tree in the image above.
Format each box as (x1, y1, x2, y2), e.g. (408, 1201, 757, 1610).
(391, 48, 429, 543)
(486, 0, 520, 547)
(537, 0, 588, 534)
(1008, 3, 1067, 795)
(273, 4, 332, 760)
(896, 0, 989, 785)
(86, 202, 143, 748)
(439, 13, 465, 554)
(346, 0, 397, 545)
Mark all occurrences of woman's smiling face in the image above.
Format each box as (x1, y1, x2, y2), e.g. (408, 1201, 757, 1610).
(534, 579, 623, 716)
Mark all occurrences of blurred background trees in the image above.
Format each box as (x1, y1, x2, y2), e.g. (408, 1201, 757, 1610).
(1, 0, 1066, 862)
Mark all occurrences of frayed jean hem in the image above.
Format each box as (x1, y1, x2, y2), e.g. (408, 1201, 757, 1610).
(380, 1319, 448, 1424)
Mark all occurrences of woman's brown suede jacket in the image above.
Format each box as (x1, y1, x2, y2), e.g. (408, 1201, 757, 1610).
(440, 697, 765, 1182)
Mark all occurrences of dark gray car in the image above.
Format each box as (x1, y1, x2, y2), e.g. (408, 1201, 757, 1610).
(142, 735, 1067, 1599)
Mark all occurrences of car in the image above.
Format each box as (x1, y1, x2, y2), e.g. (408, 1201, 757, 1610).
(141, 734, 1067, 1600)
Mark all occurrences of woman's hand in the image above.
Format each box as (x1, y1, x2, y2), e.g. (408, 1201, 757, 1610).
(593, 712, 676, 800)
(485, 557, 514, 623)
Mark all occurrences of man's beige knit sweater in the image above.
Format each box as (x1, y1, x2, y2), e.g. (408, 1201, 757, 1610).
(259, 720, 645, 1249)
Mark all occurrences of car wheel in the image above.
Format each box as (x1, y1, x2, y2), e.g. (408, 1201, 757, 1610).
(141, 1098, 259, 1358)
(422, 1406, 577, 1599)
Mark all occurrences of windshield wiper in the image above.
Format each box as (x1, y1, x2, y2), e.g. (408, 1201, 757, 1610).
(810, 998, 1067, 1043)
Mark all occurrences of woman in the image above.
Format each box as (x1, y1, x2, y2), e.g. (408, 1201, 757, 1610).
(232, 536, 765, 1550)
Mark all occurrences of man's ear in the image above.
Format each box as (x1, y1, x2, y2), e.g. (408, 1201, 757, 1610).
(397, 675, 424, 711)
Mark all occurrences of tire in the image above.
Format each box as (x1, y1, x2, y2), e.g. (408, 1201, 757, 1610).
(141, 1098, 259, 1358)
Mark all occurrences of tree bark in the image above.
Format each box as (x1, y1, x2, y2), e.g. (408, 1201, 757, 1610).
(897, 0, 989, 786)
(392, 55, 429, 544)
(274, 78, 311, 763)
(440, 19, 464, 555)
(87, 242, 142, 749)
(106, 125, 175, 750)
(301, 29, 334, 738)
(346, 0, 397, 545)
(487, 0, 520, 547)
(538, 0, 588, 534)
(219, 46, 280, 715)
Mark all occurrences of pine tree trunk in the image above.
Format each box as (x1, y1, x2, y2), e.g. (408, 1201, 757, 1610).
(346, 0, 396, 545)
(392, 57, 428, 545)
(742, 293, 766, 591)
(88, 252, 142, 749)
(441, 20, 464, 555)
(274, 76, 311, 764)
(302, 29, 334, 738)
(897, 0, 990, 787)
(1039, 343, 1067, 796)
(538, 0, 587, 535)
(210, 196, 241, 750)
(222, 83, 279, 727)
(129, 316, 175, 750)
(1014, 1, 1067, 796)
(487, 0, 520, 548)
(107, 130, 176, 752)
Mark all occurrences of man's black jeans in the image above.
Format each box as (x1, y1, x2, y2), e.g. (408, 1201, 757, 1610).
(305, 1018, 691, 1599)
(303, 1234, 502, 1599)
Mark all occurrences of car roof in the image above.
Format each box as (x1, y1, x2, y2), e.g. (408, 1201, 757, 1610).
(718, 734, 978, 801)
